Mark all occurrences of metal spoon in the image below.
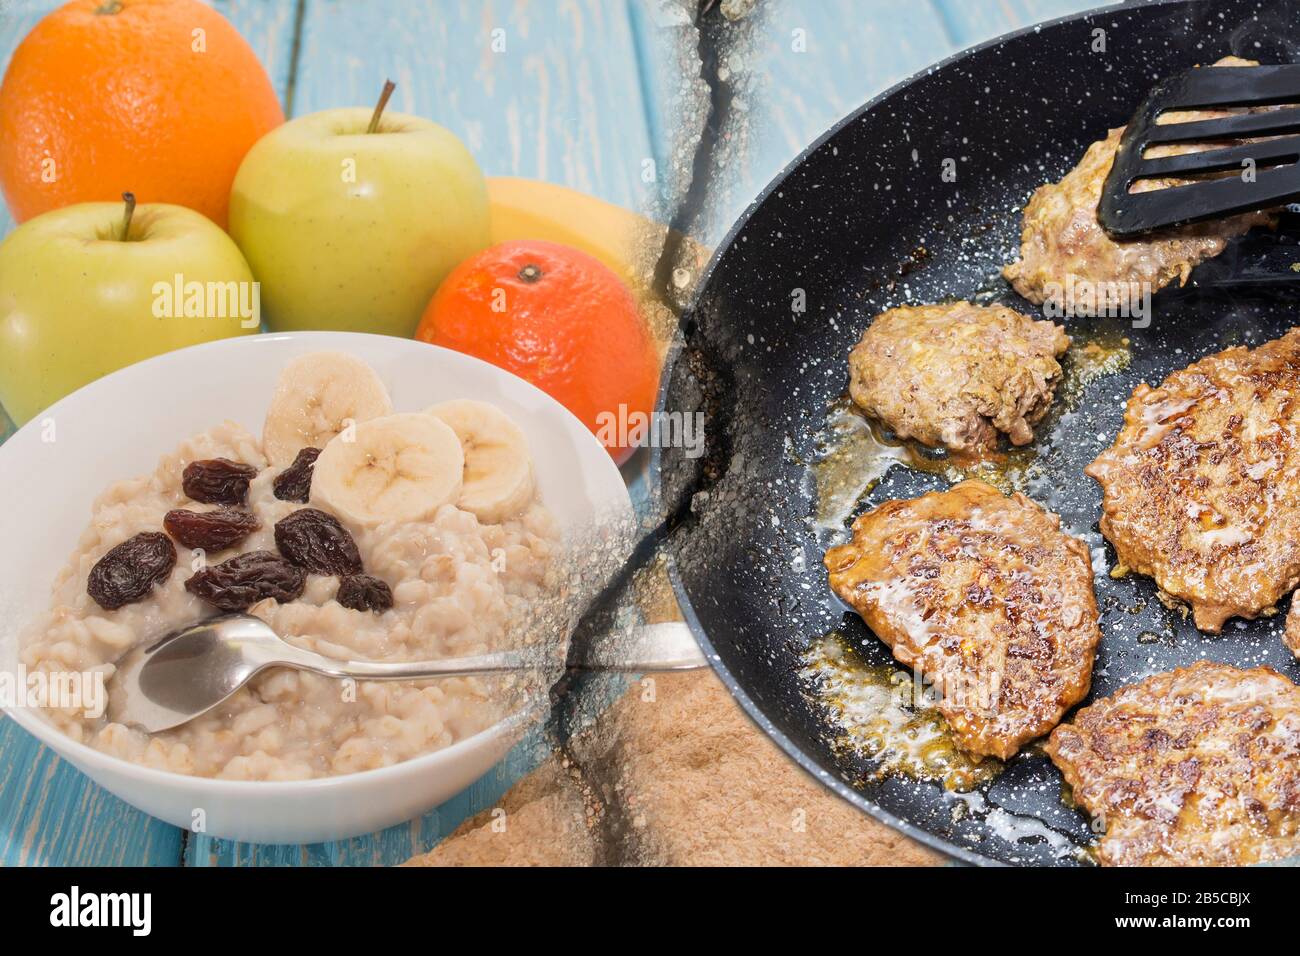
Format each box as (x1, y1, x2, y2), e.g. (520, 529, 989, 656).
(106, 613, 706, 734)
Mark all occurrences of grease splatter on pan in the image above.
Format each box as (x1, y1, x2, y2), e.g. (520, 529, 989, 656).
(800, 632, 1001, 792)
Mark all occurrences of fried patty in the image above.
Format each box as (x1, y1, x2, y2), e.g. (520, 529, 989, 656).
(1046, 661, 1300, 866)
(847, 302, 1069, 454)
(1086, 328, 1300, 633)
(1286, 599, 1300, 658)
(824, 480, 1100, 760)
(1003, 57, 1277, 313)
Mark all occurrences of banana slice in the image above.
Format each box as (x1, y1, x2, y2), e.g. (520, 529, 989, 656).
(426, 399, 535, 524)
(262, 352, 394, 467)
(312, 412, 464, 526)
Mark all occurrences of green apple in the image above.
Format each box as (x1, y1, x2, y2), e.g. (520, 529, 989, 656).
(0, 196, 258, 426)
(229, 85, 489, 338)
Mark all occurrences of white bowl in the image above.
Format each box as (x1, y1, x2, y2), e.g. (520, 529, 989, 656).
(0, 332, 630, 844)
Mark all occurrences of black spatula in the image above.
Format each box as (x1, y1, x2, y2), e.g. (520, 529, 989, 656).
(1098, 64, 1300, 239)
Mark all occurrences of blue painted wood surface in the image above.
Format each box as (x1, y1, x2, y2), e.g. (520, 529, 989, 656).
(0, 0, 1093, 866)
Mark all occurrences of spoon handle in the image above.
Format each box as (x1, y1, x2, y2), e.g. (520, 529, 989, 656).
(270, 622, 707, 679)
(274, 645, 541, 680)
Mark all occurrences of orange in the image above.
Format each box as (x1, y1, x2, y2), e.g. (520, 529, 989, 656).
(0, 0, 283, 227)
(416, 240, 661, 465)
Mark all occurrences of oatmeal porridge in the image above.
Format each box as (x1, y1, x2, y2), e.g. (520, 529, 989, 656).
(21, 352, 561, 780)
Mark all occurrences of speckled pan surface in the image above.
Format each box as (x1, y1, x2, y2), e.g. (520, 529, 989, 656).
(660, 0, 1300, 866)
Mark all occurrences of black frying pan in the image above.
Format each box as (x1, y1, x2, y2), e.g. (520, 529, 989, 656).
(658, 0, 1300, 866)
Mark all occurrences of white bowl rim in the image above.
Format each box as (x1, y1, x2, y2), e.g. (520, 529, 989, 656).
(0, 330, 631, 796)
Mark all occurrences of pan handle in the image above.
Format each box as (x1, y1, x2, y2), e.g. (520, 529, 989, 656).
(568, 621, 708, 671)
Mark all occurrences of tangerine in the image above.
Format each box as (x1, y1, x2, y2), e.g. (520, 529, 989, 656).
(416, 240, 661, 465)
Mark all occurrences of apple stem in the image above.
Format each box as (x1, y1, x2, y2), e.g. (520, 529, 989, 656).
(119, 192, 136, 241)
(367, 79, 396, 133)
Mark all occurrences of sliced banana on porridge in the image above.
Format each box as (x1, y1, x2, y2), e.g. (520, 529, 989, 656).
(312, 411, 464, 526)
(427, 399, 535, 524)
(262, 351, 394, 467)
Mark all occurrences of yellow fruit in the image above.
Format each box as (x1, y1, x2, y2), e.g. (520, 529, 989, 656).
(487, 177, 653, 288)
(485, 177, 709, 353)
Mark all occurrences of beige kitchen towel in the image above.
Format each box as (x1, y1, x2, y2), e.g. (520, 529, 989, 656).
(405, 668, 942, 866)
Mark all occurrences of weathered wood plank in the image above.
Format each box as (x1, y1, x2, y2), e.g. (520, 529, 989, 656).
(933, 0, 1098, 48)
(630, 0, 957, 247)
(289, 0, 656, 209)
(0, 716, 185, 866)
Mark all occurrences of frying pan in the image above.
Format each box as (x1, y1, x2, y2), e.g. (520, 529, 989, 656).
(658, 0, 1300, 866)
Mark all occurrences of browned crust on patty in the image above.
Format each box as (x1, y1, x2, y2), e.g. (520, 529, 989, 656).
(824, 479, 1100, 760)
(1086, 328, 1300, 633)
(1286, 599, 1300, 659)
(1046, 661, 1300, 866)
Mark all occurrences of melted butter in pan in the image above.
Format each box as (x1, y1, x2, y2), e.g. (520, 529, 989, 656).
(1055, 326, 1132, 410)
(800, 632, 1001, 792)
(810, 400, 908, 528)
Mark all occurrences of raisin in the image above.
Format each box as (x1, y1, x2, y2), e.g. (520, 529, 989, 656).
(272, 447, 321, 503)
(274, 508, 363, 575)
(336, 574, 393, 613)
(87, 532, 177, 610)
(163, 508, 260, 551)
(184, 550, 305, 612)
(182, 457, 258, 505)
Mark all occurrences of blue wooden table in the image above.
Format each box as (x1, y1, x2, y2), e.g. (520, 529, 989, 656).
(0, 0, 1093, 866)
